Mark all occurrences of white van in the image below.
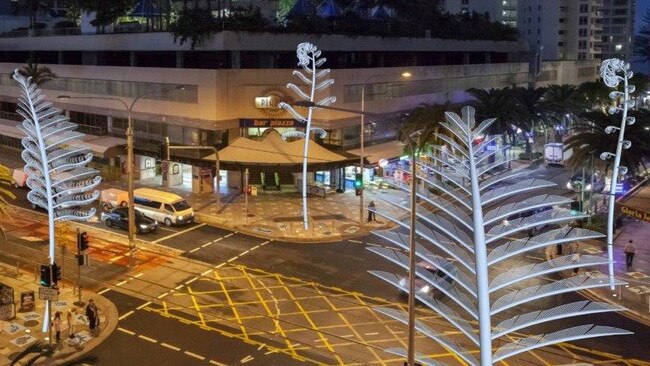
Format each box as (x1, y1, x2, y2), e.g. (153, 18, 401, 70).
(133, 188, 194, 226)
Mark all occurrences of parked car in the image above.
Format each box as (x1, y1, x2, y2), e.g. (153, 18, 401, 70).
(398, 260, 455, 299)
(100, 207, 158, 234)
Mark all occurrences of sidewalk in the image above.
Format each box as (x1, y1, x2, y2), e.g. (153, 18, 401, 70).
(0, 262, 117, 364)
(565, 219, 650, 326)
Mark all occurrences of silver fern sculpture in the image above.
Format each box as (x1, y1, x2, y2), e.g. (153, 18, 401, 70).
(13, 69, 101, 261)
(368, 106, 631, 365)
(279, 42, 336, 229)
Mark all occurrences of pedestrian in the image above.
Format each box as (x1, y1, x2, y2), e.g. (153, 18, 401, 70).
(86, 299, 98, 331)
(624, 240, 637, 268)
(367, 201, 376, 222)
(67, 308, 76, 339)
(571, 253, 580, 275)
(52, 311, 62, 343)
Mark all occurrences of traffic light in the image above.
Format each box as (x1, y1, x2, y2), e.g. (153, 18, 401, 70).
(39, 265, 51, 287)
(78, 231, 89, 252)
(51, 263, 61, 285)
(570, 201, 582, 215)
(354, 173, 363, 196)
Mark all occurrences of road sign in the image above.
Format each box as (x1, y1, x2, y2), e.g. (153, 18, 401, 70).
(38, 287, 58, 301)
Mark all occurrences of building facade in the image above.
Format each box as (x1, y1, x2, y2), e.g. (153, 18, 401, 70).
(442, 0, 518, 27)
(518, 0, 604, 61)
(600, 0, 635, 61)
(0, 27, 596, 193)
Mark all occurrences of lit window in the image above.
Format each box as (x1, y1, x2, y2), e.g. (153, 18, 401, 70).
(615, 44, 623, 51)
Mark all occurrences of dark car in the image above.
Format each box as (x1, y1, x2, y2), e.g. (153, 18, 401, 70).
(398, 260, 455, 298)
(566, 171, 605, 193)
(100, 207, 158, 234)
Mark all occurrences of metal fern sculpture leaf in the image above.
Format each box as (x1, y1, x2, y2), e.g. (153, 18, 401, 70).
(279, 42, 336, 229)
(13, 69, 101, 262)
(368, 105, 631, 365)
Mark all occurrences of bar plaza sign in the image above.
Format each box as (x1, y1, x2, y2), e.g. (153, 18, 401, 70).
(254, 87, 294, 118)
(240, 119, 300, 128)
(618, 203, 650, 223)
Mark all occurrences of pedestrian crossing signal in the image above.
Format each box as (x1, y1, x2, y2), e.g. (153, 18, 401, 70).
(39, 265, 51, 287)
(354, 173, 363, 189)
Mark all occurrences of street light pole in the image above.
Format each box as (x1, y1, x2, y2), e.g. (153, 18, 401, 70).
(58, 86, 183, 267)
(359, 72, 411, 225)
(406, 129, 422, 366)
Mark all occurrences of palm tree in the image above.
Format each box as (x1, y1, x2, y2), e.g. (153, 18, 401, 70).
(512, 86, 549, 151)
(576, 81, 612, 112)
(466, 87, 521, 143)
(14, 0, 49, 29)
(543, 84, 581, 139)
(400, 103, 449, 153)
(17, 59, 57, 85)
(9, 340, 97, 365)
(565, 110, 650, 175)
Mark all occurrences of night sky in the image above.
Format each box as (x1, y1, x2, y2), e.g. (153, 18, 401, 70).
(634, 0, 649, 72)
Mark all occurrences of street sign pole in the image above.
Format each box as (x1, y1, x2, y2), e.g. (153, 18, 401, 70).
(74, 228, 84, 307)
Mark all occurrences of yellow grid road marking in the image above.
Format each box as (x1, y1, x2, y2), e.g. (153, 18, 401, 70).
(276, 273, 346, 366)
(313, 285, 388, 366)
(187, 286, 207, 327)
(240, 266, 299, 358)
(213, 268, 249, 341)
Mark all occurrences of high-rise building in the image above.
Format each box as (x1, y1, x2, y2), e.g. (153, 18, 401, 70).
(441, 0, 518, 27)
(601, 0, 635, 61)
(518, 0, 603, 61)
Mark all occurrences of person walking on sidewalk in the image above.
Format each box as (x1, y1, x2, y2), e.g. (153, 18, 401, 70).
(624, 240, 637, 268)
(52, 311, 62, 343)
(67, 308, 76, 339)
(86, 299, 98, 331)
(367, 201, 377, 222)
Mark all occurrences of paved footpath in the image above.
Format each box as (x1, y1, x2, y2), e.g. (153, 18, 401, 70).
(0, 262, 117, 364)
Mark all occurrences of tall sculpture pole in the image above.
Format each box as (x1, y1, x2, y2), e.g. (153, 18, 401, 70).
(600, 58, 635, 291)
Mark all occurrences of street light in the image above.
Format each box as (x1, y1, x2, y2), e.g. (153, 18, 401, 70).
(359, 73, 411, 225)
(294, 99, 422, 366)
(404, 128, 423, 366)
(58, 86, 184, 267)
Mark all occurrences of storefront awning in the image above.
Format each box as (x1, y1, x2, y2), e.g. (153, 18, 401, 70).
(73, 136, 127, 159)
(204, 130, 354, 169)
(347, 140, 406, 165)
(617, 185, 650, 223)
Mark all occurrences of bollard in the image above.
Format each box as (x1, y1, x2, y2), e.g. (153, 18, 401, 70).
(15, 261, 19, 277)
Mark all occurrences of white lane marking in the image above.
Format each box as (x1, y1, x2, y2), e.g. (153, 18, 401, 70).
(250, 245, 260, 251)
(185, 277, 198, 285)
(209, 360, 228, 366)
(161, 343, 181, 351)
(116, 280, 128, 286)
(257, 343, 266, 351)
(136, 301, 151, 310)
(133, 272, 144, 278)
(265, 350, 279, 355)
(184, 351, 206, 360)
(118, 310, 134, 320)
(201, 269, 213, 276)
(365, 332, 379, 336)
(157, 226, 176, 232)
(138, 335, 158, 343)
(156, 292, 169, 299)
(224, 233, 234, 238)
(109, 255, 124, 263)
(189, 247, 201, 253)
(226, 256, 238, 262)
(174, 285, 183, 290)
(241, 355, 254, 363)
(212, 238, 224, 243)
(152, 223, 207, 244)
(98, 288, 110, 295)
(260, 240, 271, 245)
(348, 239, 363, 244)
(201, 242, 212, 248)
(342, 334, 354, 338)
(117, 327, 135, 335)
(240, 250, 250, 255)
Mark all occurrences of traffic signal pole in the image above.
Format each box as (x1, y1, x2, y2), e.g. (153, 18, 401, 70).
(74, 228, 84, 307)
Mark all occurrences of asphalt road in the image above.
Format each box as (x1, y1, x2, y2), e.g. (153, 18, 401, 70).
(2, 162, 649, 364)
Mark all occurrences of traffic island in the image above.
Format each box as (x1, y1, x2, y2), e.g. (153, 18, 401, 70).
(0, 263, 117, 365)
